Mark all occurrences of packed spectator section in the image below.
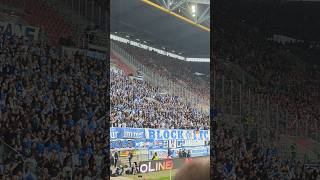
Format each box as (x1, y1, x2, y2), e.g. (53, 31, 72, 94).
(0, 33, 108, 179)
(110, 62, 209, 130)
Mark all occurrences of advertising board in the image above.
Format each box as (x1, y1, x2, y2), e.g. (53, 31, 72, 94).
(138, 157, 206, 173)
(139, 159, 173, 173)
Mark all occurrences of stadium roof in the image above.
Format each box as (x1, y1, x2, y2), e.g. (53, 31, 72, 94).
(110, 0, 210, 58)
(223, 0, 320, 42)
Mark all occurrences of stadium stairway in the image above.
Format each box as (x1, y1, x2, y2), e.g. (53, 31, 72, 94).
(111, 50, 136, 76)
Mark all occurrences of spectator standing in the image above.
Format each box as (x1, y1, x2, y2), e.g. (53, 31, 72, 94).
(152, 152, 159, 160)
(128, 151, 133, 167)
(182, 149, 187, 158)
(187, 150, 191, 158)
(114, 151, 119, 167)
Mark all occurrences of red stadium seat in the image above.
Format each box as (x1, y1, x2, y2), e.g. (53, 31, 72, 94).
(23, 0, 73, 45)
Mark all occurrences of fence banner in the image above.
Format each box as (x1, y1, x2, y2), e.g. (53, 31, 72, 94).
(62, 46, 106, 60)
(110, 139, 136, 149)
(145, 128, 210, 141)
(110, 139, 153, 149)
(110, 127, 146, 139)
(0, 21, 39, 41)
(110, 139, 209, 151)
(86, 50, 106, 60)
(181, 140, 206, 147)
(110, 127, 210, 141)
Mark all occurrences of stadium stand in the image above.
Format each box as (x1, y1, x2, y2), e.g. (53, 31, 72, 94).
(23, 0, 73, 45)
(0, 32, 108, 179)
(211, 124, 320, 179)
(211, 1, 320, 179)
(114, 41, 210, 102)
(110, 67, 209, 129)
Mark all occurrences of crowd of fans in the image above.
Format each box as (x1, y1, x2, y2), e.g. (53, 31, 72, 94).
(0, 33, 109, 179)
(212, 124, 320, 179)
(110, 66, 209, 130)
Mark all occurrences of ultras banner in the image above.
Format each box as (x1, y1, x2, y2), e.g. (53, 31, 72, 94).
(145, 129, 210, 141)
(110, 127, 210, 141)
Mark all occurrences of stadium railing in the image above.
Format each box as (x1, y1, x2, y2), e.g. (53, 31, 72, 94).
(0, 138, 27, 176)
(213, 65, 320, 163)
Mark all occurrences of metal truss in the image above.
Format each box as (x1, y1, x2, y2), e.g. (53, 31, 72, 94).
(154, 0, 210, 27)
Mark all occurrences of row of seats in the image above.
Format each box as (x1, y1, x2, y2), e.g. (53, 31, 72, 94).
(110, 51, 134, 75)
(23, 0, 73, 45)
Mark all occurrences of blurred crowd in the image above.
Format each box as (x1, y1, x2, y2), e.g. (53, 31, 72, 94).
(211, 124, 320, 179)
(0, 33, 109, 179)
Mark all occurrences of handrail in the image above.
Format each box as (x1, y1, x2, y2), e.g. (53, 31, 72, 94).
(0, 138, 21, 156)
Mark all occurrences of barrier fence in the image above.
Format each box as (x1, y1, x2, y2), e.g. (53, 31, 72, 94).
(213, 58, 320, 163)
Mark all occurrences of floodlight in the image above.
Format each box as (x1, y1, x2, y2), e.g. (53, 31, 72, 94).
(191, 5, 196, 13)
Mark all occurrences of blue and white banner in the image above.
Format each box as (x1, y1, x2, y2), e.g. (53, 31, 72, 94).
(187, 146, 210, 157)
(110, 127, 146, 139)
(110, 139, 151, 149)
(145, 129, 210, 141)
(86, 50, 106, 61)
(110, 139, 209, 150)
(62, 46, 106, 61)
(110, 127, 210, 141)
(110, 139, 135, 149)
(0, 21, 39, 41)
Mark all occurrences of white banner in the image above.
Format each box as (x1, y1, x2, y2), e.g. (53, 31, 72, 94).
(182, 140, 205, 147)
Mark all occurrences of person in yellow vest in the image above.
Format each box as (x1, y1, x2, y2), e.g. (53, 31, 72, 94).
(152, 152, 159, 160)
